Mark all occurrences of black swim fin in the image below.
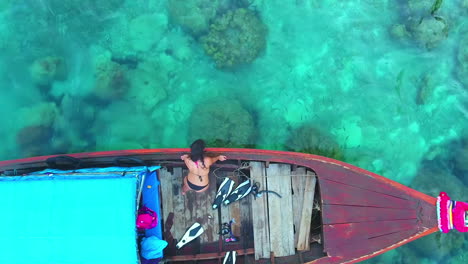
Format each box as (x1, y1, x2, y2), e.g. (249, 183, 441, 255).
(176, 222, 204, 249)
(223, 251, 237, 264)
(224, 180, 252, 205)
(212, 178, 235, 209)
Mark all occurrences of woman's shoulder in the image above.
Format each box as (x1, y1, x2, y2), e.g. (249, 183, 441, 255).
(203, 156, 215, 166)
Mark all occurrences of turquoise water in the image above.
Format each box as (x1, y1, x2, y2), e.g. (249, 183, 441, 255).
(1, 0, 467, 262)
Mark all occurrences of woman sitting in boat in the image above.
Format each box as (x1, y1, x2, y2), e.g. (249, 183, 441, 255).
(181, 139, 227, 194)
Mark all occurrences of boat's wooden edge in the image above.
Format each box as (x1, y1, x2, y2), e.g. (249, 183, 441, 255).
(0, 148, 437, 205)
(306, 226, 439, 264)
(165, 248, 254, 262)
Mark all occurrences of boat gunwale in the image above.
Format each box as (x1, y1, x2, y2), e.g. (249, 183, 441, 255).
(0, 148, 436, 205)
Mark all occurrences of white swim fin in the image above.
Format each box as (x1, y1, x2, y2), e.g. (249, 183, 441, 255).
(176, 222, 204, 249)
(212, 178, 235, 209)
(223, 251, 237, 264)
(224, 180, 252, 205)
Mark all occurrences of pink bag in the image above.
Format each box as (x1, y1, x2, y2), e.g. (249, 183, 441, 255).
(137, 207, 158, 229)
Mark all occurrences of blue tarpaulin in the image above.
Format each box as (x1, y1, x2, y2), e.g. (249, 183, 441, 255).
(140, 170, 166, 261)
(142, 170, 163, 239)
(0, 170, 142, 264)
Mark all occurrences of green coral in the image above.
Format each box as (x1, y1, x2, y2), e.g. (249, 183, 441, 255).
(287, 124, 345, 161)
(189, 98, 255, 147)
(201, 8, 267, 68)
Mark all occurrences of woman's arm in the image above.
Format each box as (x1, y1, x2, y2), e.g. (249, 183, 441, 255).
(210, 155, 227, 163)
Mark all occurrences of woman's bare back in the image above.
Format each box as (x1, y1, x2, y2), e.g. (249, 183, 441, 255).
(181, 154, 227, 194)
(185, 156, 214, 184)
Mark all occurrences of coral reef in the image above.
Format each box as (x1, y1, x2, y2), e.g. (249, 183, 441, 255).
(287, 124, 344, 161)
(409, 231, 465, 262)
(415, 73, 436, 105)
(30, 56, 68, 87)
(157, 29, 196, 62)
(128, 13, 168, 53)
(45, 0, 124, 38)
(8, 0, 125, 57)
(167, 0, 255, 37)
(390, 0, 449, 49)
(406, 0, 436, 16)
(201, 8, 267, 68)
(389, 24, 411, 40)
(93, 55, 130, 101)
(16, 125, 53, 157)
(15, 102, 61, 156)
(167, 0, 221, 36)
(46, 0, 123, 17)
(189, 98, 255, 147)
(51, 95, 97, 154)
(407, 16, 449, 49)
(127, 61, 168, 112)
(93, 102, 154, 151)
(17, 102, 59, 128)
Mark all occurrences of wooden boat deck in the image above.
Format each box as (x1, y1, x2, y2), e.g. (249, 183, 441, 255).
(159, 161, 324, 263)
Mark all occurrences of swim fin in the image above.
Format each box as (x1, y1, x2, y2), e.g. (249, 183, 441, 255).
(176, 222, 204, 249)
(212, 178, 235, 209)
(223, 251, 237, 264)
(224, 180, 252, 205)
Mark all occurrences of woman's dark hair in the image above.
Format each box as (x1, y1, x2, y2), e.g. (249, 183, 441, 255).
(190, 139, 206, 168)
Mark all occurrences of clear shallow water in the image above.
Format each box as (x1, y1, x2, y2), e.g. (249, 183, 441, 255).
(1, 0, 467, 263)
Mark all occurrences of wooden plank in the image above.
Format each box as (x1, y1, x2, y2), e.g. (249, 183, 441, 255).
(220, 171, 241, 239)
(322, 204, 417, 225)
(328, 229, 418, 258)
(250, 162, 270, 260)
(418, 200, 438, 229)
(159, 168, 177, 252)
(311, 228, 438, 264)
(219, 170, 233, 224)
(297, 171, 316, 251)
(323, 219, 418, 251)
(172, 167, 187, 242)
(291, 167, 307, 246)
(240, 188, 253, 253)
(313, 163, 411, 199)
(267, 163, 295, 257)
(320, 178, 418, 209)
(165, 248, 254, 261)
(159, 168, 174, 225)
(183, 168, 219, 244)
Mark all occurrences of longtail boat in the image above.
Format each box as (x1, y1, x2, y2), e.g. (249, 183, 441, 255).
(0, 148, 448, 264)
